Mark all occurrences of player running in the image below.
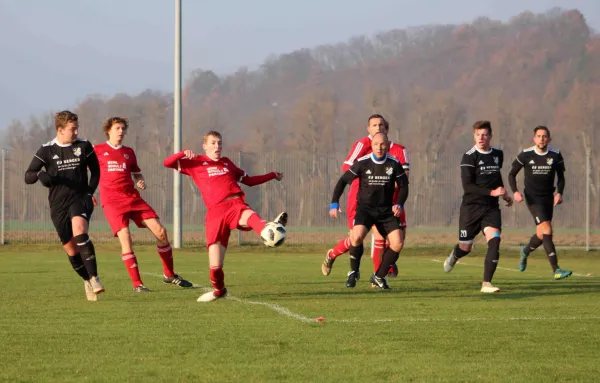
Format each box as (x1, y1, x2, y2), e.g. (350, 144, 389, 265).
(163, 131, 287, 302)
(507, 126, 572, 279)
(443, 121, 513, 293)
(329, 132, 408, 289)
(24, 110, 104, 301)
(95, 117, 193, 292)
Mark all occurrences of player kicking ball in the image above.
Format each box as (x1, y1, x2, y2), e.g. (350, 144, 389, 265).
(95, 117, 193, 292)
(163, 131, 287, 302)
(329, 132, 408, 289)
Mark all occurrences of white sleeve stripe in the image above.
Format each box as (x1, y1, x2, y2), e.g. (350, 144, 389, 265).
(177, 160, 181, 172)
(460, 164, 475, 167)
(86, 151, 94, 157)
(343, 161, 353, 166)
(396, 173, 406, 178)
(346, 142, 363, 164)
(403, 149, 409, 163)
(34, 155, 46, 163)
(402, 164, 409, 169)
(516, 158, 523, 165)
(349, 169, 357, 175)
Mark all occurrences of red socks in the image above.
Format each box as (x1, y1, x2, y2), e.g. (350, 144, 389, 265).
(210, 266, 226, 294)
(122, 252, 143, 288)
(247, 213, 267, 235)
(331, 237, 351, 259)
(157, 244, 175, 278)
(372, 239, 386, 272)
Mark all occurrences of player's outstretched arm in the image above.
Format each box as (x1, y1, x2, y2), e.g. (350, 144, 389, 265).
(330, 170, 356, 218)
(240, 172, 283, 187)
(163, 151, 186, 169)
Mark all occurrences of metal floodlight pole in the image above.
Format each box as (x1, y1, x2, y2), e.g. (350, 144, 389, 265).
(173, 0, 183, 248)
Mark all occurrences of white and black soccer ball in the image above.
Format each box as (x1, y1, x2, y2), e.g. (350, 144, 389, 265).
(260, 222, 287, 247)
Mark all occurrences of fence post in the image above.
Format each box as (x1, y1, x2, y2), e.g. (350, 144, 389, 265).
(586, 151, 590, 252)
(237, 151, 242, 247)
(1, 148, 5, 245)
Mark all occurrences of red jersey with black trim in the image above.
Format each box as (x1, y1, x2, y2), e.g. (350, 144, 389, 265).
(94, 142, 142, 204)
(176, 155, 247, 209)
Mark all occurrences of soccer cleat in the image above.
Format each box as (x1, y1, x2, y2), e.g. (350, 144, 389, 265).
(554, 268, 573, 280)
(84, 280, 97, 301)
(90, 276, 105, 295)
(273, 212, 288, 227)
(519, 247, 528, 272)
(163, 274, 193, 288)
(197, 288, 228, 303)
(133, 285, 151, 293)
(443, 249, 458, 272)
(345, 271, 360, 288)
(387, 263, 398, 278)
(369, 274, 391, 290)
(480, 282, 500, 293)
(321, 250, 335, 276)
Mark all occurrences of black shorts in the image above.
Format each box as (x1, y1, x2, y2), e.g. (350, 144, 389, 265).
(525, 193, 554, 225)
(458, 204, 501, 243)
(354, 206, 400, 238)
(51, 195, 94, 245)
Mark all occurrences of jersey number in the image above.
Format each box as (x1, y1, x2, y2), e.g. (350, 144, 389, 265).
(460, 230, 467, 238)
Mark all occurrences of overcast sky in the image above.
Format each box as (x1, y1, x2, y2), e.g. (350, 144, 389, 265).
(1, 0, 598, 129)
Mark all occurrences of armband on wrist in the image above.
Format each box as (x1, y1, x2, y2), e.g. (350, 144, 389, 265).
(330, 202, 339, 210)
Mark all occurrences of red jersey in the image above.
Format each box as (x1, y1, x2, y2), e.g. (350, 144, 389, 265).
(342, 136, 372, 172)
(172, 154, 246, 210)
(388, 142, 410, 202)
(94, 142, 142, 204)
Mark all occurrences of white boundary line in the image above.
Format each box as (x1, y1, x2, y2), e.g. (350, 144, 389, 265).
(142, 272, 599, 324)
(429, 259, 593, 277)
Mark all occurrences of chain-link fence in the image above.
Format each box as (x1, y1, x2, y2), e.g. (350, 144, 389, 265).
(1, 148, 597, 249)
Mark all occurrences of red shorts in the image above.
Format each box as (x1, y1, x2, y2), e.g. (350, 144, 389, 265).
(205, 198, 253, 249)
(102, 197, 158, 236)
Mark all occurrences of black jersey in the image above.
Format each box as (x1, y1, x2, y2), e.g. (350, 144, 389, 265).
(24, 138, 100, 210)
(460, 146, 504, 207)
(509, 146, 565, 197)
(332, 153, 407, 209)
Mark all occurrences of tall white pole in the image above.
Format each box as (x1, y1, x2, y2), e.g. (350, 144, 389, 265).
(173, 0, 183, 248)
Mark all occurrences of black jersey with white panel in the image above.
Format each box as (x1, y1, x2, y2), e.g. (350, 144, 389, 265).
(508, 146, 565, 197)
(460, 146, 504, 207)
(332, 153, 408, 209)
(24, 138, 100, 210)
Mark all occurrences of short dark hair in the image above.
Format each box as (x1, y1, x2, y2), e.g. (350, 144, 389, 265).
(367, 114, 385, 124)
(55, 110, 78, 130)
(473, 120, 492, 135)
(534, 125, 550, 136)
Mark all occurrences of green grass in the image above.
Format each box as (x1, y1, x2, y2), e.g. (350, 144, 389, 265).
(1, 245, 600, 382)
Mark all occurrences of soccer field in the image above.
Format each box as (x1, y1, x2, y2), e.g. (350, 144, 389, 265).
(1, 245, 600, 383)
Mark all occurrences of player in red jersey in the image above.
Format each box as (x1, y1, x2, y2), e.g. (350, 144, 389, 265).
(370, 140, 410, 278)
(163, 130, 287, 303)
(95, 117, 193, 292)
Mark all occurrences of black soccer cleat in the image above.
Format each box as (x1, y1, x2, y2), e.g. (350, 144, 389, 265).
(163, 274, 193, 288)
(273, 212, 288, 227)
(345, 271, 360, 288)
(369, 274, 391, 290)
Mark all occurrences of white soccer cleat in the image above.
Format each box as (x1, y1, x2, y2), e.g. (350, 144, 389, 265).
(90, 276, 105, 295)
(197, 288, 228, 303)
(84, 280, 97, 301)
(481, 282, 500, 293)
(443, 249, 458, 273)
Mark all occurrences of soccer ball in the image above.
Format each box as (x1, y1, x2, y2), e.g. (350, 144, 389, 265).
(260, 222, 286, 247)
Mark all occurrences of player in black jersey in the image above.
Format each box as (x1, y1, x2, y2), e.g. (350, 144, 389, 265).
(508, 126, 572, 280)
(24, 110, 104, 301)
(330, 132, 409, 289)
(443, 121, 513, 293)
